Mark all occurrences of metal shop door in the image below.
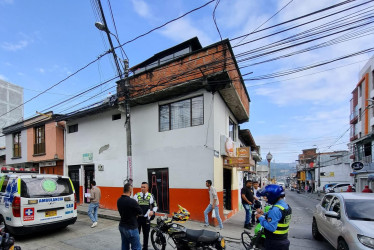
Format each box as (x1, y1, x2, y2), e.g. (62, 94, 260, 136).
(223, 168, 232, 210)
(148, 168, 169, 214)
(68, 165, 80, 204)
(84, 165, 95, 204)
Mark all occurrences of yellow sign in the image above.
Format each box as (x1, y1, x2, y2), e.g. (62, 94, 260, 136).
(329, 172, 335, 177)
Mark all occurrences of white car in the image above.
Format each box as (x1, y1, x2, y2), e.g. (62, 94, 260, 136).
(326, 183, 351, 193)
(277, 182, 285, 189)
(0, 174, 77, 235)
(312, 193, 374, 250)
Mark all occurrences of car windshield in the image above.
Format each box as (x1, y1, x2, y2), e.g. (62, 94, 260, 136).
(20, 177, 73, 198)
(345, 199, 374, 221)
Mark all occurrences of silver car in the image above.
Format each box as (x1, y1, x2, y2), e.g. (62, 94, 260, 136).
(312, 193, 374, 250)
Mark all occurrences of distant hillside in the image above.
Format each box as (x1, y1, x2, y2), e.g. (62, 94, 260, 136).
(258, 161, 296, 180)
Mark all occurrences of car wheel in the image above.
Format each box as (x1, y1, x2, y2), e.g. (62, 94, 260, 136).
(312, 218, 323, 241)
(337, 239, 349, 250)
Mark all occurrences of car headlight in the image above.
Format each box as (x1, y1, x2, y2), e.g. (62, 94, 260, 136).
(358, 235, 374, 249)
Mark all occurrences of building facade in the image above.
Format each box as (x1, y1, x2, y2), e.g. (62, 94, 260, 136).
(2, 112, 64, 174)
(58, 37, 260, 222)
(349, 56, 374, 191)
(0, 79, 24, 167)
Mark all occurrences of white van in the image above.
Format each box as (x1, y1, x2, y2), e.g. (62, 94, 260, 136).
(0, 174, 77, 235)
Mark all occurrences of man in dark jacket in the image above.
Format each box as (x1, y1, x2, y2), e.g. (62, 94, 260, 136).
(117, 183, 143, 250)
(241, 180, 254, 229)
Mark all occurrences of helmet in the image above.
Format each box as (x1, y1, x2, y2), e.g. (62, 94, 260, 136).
(256, 184, 284, 204)
(172, 205, 190, 223)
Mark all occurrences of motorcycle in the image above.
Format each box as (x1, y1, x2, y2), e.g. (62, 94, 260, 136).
(0, 228, 21, 250)
(150, 205, 225, 250)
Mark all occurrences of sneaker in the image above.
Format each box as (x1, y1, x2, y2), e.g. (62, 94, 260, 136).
(91, 222, 97, 228)
(201, 224, 209, 227)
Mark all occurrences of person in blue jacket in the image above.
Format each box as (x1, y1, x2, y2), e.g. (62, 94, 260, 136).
(255, 184, 292, 250)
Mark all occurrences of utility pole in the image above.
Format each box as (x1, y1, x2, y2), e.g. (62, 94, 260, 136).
(95, 0, 132, 184)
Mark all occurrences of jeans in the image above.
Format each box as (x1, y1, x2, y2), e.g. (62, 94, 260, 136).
(88, 202, 99, 223)
(204, 204, 223, 229)
(265, 238, 290, 250)
(243, 203, 252, 225)
(119, 226, 141, 250)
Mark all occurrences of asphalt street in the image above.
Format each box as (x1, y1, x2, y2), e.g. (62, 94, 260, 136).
(14, 190, 335, 250)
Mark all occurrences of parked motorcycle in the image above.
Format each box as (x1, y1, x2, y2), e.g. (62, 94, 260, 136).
(150, 205, 225, 250)
(0, 228, 21, 250)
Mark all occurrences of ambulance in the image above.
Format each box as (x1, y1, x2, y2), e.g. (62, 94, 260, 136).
(0, 174, 77, 235)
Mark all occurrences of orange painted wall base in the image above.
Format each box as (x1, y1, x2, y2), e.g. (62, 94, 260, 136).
(77, 186, 241, 223)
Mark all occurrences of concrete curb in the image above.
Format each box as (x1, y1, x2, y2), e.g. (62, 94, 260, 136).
(77, 209, 120, 221)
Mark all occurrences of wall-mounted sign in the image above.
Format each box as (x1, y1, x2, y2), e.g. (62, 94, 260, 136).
(237, 147, 250, 157)
(39, 161, 56, 167)
(83, 153, 93, 163)
(224, 157, 249, 165)
(225, 138, 235, 157)
(351, 161, 364, 170)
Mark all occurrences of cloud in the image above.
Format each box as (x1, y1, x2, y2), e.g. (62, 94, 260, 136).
(0, 74, 7, 81)
(131, 0, 152, 18)
(39, 68, 45, 73)
(159, 18, 213, 46)
(0, 0, 14, 4)
(1, 40, 28, 51)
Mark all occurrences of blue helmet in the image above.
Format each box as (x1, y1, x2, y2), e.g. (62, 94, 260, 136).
(256, 184, 285, 204)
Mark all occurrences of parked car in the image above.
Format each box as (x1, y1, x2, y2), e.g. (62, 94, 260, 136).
(327, 183, 351, 193)
(0, 173, 77, 235)
(312, 193, 374, 250)
(277, 182, 285, 189)
(323, 183, 338, 193)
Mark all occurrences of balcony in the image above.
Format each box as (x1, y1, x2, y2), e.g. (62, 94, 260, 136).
(350, 107, 358, 124)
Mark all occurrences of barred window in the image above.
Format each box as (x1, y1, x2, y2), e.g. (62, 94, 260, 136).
(159, 96, 204, 132)
(34, 125, 45, 155)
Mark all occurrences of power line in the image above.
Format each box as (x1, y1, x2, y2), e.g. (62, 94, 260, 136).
(235, 0, 294, 45)
(213, 0, 222, 41)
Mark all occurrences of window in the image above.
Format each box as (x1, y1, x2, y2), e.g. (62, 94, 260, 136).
(112, 114, 121, 121)
(159, 96, 204, 132)
(321, 195, 332, 210)
(229, 119, 236, 141)
(329, 197, 341, 215)
(359, 108, 362, 121)
(34, 125, 45, 155)
(0, 176, 9, 192)
(359, 85, 362, 97)
(68, 124, 78, 133)
(13, 132, 21, 157)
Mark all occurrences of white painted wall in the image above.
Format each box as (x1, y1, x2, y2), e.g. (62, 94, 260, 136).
(315, 163, 353, 191)
(65, 109, 127, 187)
(4, 129, 27, 166)
(132, 90, 215, 189)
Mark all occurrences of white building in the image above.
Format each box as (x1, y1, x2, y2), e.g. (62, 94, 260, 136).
(58, 38, 261, 222)
(0, 79, 23, 167)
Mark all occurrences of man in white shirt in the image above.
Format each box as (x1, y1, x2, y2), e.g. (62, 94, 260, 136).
(203, 180, 223, 229)
(252, 181, 261, 224)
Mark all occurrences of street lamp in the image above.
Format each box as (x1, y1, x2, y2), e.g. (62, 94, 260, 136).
(266, 152, 273, 184)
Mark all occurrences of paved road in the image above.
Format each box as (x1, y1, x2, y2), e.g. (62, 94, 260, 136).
(286, 190, 334, 250)
(14, 190, 335, 250)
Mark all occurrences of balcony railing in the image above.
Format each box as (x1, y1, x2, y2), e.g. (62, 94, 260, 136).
(34, 143, 45, 155)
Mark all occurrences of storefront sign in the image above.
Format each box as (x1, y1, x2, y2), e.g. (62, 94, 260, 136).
(83, 153, 93, 163)
(351, 161, 364, 170)
(225, 138, 235, 157)
(39, 161, 56, 167)
(223, 157, 249, 165)
(237, 147, 250, 157)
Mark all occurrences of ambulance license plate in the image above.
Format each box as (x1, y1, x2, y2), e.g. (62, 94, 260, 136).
(45, 210, 57, 217)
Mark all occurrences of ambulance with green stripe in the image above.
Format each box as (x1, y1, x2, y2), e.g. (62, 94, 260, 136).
(0, 174, 77, 235)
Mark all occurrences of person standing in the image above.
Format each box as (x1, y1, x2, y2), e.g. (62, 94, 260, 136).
(118, 183, 143, 250)
(241, 180, 254, 229)
(252, 181, 261, 224)
(256, 184, 292, 250)
(203, 180, 223, 229)
(134, 182, 158, 250)
(88, 180, 101, 228)
(362, 185, 373, 193)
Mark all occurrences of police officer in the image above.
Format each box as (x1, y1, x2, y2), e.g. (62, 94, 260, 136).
(134, 182, 158, 250)
(255, 184, 292, 250)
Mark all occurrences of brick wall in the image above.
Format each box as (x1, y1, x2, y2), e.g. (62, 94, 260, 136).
(117, 41, 249, 115)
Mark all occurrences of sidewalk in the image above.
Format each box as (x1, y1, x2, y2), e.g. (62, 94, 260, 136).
(77, 204, 251, 243)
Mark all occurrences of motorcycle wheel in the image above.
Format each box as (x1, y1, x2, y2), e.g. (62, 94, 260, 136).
(151, 229, 166, 250)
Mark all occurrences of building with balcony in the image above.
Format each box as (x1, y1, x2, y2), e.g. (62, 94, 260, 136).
(2, 112, 64, 174)
(349, 55, 374, 191)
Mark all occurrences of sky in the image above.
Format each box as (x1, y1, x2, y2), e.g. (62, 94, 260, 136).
(1, 0, 374, 163)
